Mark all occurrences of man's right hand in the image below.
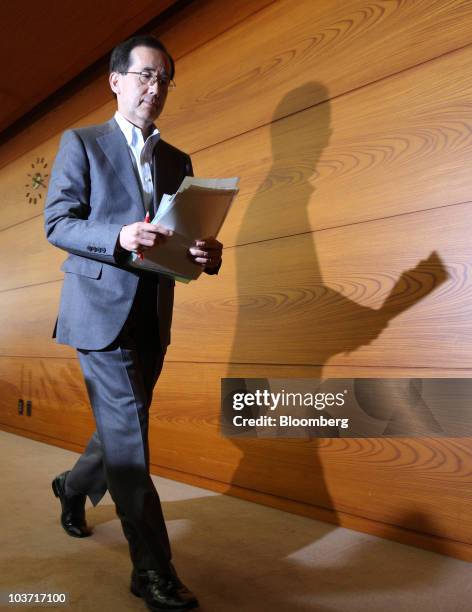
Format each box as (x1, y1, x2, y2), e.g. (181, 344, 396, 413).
(119, 222, 173, 254)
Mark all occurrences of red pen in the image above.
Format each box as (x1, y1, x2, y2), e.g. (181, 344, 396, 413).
(138, 211, 151, 260)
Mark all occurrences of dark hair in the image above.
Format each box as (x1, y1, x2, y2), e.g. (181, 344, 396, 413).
(109, 35, 175, 79)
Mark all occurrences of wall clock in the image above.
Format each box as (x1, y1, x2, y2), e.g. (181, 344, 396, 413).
(25, 157, 48, 204)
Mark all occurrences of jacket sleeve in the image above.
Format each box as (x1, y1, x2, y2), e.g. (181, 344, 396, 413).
(44, 129, 123, 264)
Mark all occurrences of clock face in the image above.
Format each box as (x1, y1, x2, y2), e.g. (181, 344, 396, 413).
(25, 157, 48, 204)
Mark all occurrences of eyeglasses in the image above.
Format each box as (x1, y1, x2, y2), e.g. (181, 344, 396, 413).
(121, 70, 176, 89)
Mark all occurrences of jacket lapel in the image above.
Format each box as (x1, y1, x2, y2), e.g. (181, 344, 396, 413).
(97, 121, 145, 216)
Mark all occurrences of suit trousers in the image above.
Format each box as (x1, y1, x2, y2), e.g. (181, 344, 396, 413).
(65, 275, 172, 571)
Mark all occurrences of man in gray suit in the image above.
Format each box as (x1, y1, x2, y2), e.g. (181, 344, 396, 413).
(45, 34, 222, 611)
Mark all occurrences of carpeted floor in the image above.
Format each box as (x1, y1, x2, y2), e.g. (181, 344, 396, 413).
(1, 430, 471, 611)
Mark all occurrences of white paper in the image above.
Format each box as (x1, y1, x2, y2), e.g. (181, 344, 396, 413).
(129, 176, 239, 281)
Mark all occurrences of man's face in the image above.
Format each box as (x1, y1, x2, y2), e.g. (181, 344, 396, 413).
(109, 45, 171, 129)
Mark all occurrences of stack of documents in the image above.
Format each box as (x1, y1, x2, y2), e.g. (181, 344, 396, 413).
(129, 177, 239, 281)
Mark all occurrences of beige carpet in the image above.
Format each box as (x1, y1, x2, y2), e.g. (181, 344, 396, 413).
(1, 429, 471, 612)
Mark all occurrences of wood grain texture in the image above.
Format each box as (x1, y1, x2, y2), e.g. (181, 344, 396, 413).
(2, 0, 472, 561)
(1, 135, 61, 232)
(2, 356, 464, 441)
(4, 42, 472, 305)
(2, 356, 472, 549)
(0, 356, 92, 445)
(147, 462, 472, 563)
(158, 0, 276, 59)
(142, 362, 472, 546)
(160, 0, 472, 153)
(0, 216, 65, 292)
(3, 0, 472, 167)
(0, 282, 72, 358)
(0, 0, 275, 170)
(193, 43, 472, 247)
(0, 202, 469, 369)
(167, 202, 470, 368)
(0, 0, 175, 132)
(4, 419, 472, 562)
(5, 41, 472, 246)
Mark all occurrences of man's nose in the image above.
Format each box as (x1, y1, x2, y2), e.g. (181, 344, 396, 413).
(147, 80, 159, 94)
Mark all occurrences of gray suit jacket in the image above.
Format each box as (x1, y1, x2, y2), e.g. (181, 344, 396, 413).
(44, 117, 193, 351)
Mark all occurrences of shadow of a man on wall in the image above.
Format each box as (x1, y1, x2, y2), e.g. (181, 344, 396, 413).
(223, 81, 447, 516)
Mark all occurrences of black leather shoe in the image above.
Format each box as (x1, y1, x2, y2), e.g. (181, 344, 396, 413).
(51, 471, 92, 538)
(130, 567, 199, 611)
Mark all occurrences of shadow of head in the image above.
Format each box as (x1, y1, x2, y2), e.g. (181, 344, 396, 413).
(269, 81, 332, 181)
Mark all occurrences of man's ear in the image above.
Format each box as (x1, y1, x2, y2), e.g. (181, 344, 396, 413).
(109, 72, 120, 95)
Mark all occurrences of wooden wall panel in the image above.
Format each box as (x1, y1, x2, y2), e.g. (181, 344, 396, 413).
(194, 44, 472, 247)
(2, 0, 472, 561)
(168, 203, 469, 368)
(128, 361, 472, 546)
(0, 356, 92, 445)
(4, 1, 472, 168)
(0, 0, 275, 170)
(3, 356, 464, 442)
(0, 202, 469, 367)
(3, 356, 472, 551)
(8, 41, 472, 247)
(0, 282, 72, 358)
(1, 137, 61, 231)
(158, 0, 276, 59)
(5, 43, 472, 289)
(0, 0, 175, 133)
(0, 202, 465, 369)
(161, 0, 472, 153)
(0, 217, 64, 292)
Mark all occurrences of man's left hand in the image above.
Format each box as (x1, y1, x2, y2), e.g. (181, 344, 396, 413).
(188, 237, 223, 271)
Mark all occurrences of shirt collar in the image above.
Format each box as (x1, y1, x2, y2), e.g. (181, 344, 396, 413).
(114, 111, 160, 152)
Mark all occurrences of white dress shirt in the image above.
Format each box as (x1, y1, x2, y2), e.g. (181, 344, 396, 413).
(114, 111, 160, 214)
